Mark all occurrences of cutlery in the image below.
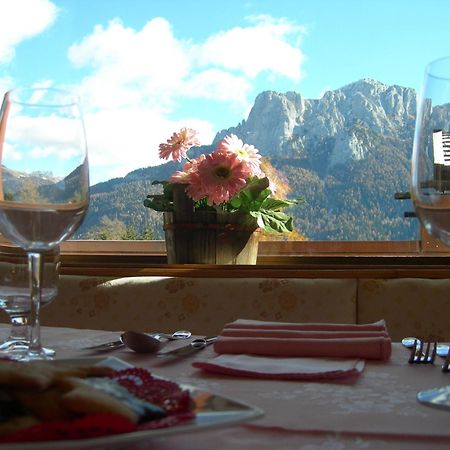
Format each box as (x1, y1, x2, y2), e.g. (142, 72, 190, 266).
(157, 336, 218, 357)
(83, 330, 191, 352)
(120, 331, 165, 354)
(442, 347, 450, 373)
(408, 340, 436, 364)
(401, 337, 449, 358)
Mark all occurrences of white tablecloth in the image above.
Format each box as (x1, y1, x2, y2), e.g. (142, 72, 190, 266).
(2, 325, 449, 450)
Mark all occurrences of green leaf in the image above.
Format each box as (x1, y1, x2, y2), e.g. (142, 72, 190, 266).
(252, 209, 295, 233)
(261, 197, 298, 211)
(249, 211, 266, 229)
(229, 197, 242, 208)
(236, 180, 272, 213)
(244, 177, 270, 199)
(143, 194, 173, 212)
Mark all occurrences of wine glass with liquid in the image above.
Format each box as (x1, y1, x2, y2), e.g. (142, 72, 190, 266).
(0, 87, 89, 360)
(412, 56, 450, 247)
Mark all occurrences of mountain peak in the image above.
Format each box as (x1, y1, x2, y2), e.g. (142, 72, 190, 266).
(213, 79, 416, 164)
(339, 78, 390, 94)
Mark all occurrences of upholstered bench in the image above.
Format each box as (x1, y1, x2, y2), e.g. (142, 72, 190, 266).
(1, 275, 448, 341)
(357, 278, 450, 341)
(40, 276, 357, 335)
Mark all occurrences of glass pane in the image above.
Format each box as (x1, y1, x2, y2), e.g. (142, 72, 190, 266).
(2, 1, 447, 244)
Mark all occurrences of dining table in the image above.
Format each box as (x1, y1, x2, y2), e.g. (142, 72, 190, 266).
(1, 323, 449, 450)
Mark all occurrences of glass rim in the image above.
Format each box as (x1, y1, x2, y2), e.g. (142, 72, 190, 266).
(425, 55, 450, 81)
(6, 87, 80, 108)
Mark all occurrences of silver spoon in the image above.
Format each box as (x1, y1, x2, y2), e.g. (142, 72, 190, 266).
(84, 330, 191, 352)
(120, 330, 165, 353)
(401, 337, 449, 358)
(120, 330, 192, 354)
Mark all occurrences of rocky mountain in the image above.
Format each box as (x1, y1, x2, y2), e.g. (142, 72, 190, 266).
(2, 164, 88, 204)
(76, 78, 419, 241)
(215, 78, 416, 168)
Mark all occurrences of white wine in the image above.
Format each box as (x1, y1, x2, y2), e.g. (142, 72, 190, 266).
(0, 201, 88, 250)
(414, 204, 450, 246)
(0, 286, 57, 315)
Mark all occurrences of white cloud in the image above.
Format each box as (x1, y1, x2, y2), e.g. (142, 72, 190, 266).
(0, 0, 58, 64)
(83, 107, 215, 184)
(3, 114, 86, 174)
(64, 14, 306, 182)
(0, 76, 13, 96)
(194, 15, 305, 80)
(68, 18, 190, 110)
(183, 69, 252, 104)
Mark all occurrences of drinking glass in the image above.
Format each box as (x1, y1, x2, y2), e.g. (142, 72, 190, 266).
(0, 87, 89, 360)
(0, 247, 60, 359)
(411, 56, 450, 246)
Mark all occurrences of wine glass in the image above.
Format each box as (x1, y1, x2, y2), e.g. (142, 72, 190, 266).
(0, 247, 60, 359)
(411, 55, 450, 247)
(0, 87, 89, 360)
(411, 57, 450, 402)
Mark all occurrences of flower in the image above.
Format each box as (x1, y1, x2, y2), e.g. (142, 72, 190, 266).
(187, 149, 250, 205)
(218, 134, 262, 176)
(170, 154, 205, 184)
(145, 127, 298, 233)
(159, 127, 200, 162)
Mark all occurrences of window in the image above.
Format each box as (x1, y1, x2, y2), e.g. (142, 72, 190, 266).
(2, 0, 450, 272)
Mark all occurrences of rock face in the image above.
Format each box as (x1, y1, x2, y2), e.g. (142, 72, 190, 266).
(214, 79, 416, 170)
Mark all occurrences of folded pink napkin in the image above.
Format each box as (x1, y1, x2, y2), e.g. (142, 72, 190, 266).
(213, 319, 391, 360)
(193, 354, 365, 380)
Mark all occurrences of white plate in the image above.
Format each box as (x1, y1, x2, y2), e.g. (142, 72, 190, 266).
(417, 385, 450, 412)
(1, 357, 264, 450)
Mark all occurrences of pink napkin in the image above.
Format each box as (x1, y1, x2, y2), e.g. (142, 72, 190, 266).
(193, 354, 365, 380)
(213, 319, 392, 360)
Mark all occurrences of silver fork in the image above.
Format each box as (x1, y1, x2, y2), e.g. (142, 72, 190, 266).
(442, 346, 450, 373)
(408, 339, 437, 364)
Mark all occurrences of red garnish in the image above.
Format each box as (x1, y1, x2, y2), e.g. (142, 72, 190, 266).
(111, 368, 192, 415)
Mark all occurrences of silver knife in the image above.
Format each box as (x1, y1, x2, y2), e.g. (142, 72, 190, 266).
(83, 340, 124, 351)
(157, 336, 217, 357)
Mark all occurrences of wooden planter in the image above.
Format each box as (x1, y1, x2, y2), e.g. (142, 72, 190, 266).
(163, 185, 260, 264)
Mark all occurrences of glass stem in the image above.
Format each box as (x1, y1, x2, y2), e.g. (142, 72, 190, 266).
(27, 251, 43, 356)
(8, 314, 29, 343)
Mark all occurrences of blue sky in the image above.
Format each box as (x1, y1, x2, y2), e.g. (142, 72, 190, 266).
(1, 0, 449, 184)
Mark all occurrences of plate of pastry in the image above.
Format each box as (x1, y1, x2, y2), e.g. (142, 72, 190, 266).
(0, 357, 264, 449)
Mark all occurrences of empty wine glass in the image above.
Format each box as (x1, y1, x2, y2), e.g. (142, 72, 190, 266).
(0, 247, 60, 359)
(411, 56, 450, 246)
(0, 87, 89, 360)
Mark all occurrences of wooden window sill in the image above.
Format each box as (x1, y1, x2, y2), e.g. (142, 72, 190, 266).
(2, 238, 450, 278)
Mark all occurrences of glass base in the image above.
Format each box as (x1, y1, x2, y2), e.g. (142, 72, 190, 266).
(0, 340, 55, 360)
(17, 346, 55, 361)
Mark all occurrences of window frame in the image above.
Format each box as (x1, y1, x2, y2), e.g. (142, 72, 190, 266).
(2, 228, 450, 279)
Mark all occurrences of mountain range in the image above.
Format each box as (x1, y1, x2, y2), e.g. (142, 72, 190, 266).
(76, 78, 419, 241)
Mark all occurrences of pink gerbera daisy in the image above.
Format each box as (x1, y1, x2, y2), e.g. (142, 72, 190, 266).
(170, 155, 205, 184)
(217, 134, 262, 176)
(159, 127, 200, 162)
(187, 150, 251, 205)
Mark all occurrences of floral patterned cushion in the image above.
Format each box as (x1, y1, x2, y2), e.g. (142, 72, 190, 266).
(2, 275, 446, 342)
(39, 276, 357, 335)
(357, 278, 450, 341)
